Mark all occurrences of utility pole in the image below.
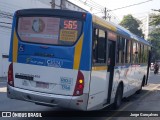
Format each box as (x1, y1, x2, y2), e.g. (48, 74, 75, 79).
(104, 7, 107, 20)
(51, 0, 55, 9)
(104, 8, 111, 21)
(51, 0, 65, 9)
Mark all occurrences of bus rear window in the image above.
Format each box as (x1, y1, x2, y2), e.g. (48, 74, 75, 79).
(17, 17, 82, 45)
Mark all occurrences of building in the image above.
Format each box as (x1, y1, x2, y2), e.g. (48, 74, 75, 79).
(0, 0, 50, 77)
(140, 12, 160, 40)
(0, 0, 87, 77)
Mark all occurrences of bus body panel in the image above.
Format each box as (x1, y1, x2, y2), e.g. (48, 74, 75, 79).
(110, 64, 148, 101)
(7, 85, 89, 111)
(14, 63, 78, 95)
(87, 69, 110, 110)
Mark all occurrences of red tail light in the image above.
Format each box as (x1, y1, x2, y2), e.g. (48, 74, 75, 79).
(73, 71, 84, 96)
(8, 63, 14, 86)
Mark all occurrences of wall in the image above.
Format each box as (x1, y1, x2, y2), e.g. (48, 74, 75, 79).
(0, 0, 50, 77)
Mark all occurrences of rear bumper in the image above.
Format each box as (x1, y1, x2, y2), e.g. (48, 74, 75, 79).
(7, 85, 88, 110)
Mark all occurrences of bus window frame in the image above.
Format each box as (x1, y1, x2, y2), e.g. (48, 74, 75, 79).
(92, 23, 108, 67)
(15, 15, 84, 47)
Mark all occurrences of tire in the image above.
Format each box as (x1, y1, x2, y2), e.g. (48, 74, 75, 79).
(136, 82, 142, 94)
(114, 84, 123, 109)
(136, 77, 145, 94)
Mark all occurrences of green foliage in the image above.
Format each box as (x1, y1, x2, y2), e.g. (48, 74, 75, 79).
(150, 15, 160, 26)
(148, 10, 160, 61)
(119, 14, 143, 37)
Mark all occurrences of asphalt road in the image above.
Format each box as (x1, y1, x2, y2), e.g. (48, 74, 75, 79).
(0, 71, 160, 120)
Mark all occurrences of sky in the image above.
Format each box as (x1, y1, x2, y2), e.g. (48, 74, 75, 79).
(69, 0, 160, 22)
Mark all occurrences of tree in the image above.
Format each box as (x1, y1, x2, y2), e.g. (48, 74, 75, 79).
(119, 14, 143, 37)
(150, 9, 160, 26)
(148, 10, 160, 61)
(148, 28, 160, 61)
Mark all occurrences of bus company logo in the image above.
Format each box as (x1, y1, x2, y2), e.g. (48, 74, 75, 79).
(32, 18, 45, 33)
(47, 59, 63, 68)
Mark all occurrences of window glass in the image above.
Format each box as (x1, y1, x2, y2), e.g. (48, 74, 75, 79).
(144, 45, 148, 63)
(142, 45, 145, 63)
(132, 42, 138, 64)
(138, 44, 142, 63)
(17, 17, 82, 45)
(125, 40, 131, 63)
(97, 29, 106, 63)
(93, 28, 106, 64)
(117, 37, 125, 64)
(93, 29, 98, 63)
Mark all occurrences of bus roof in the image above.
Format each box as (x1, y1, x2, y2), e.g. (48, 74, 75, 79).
(92, 14, 150, 46)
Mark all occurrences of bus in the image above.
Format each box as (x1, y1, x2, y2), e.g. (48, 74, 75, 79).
(7, 9, 151, 111)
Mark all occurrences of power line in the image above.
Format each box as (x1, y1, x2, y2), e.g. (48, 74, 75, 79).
(84, 0, 104, 9)
(0, 1, 23, 9)
(0, 14, 13, 18)
(0, 11, 13, 17)
(89, 0, 104, 8)
(0, 15, 13, 19)
(77, 0, 104, 11)
(152, 9, 160, 12)
(0, 22, 12, 25)
(79, 0, 103, 9)
(0, 25, 11, 29)
(109, 0, 153, 12)
(0, 29, 11, 34)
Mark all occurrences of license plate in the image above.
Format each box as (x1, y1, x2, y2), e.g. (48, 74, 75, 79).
(36, 82, 49, 89)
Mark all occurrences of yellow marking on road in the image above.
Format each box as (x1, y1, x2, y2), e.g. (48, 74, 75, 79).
(106, 84, 160, 120)
(0, 87, 7, 93)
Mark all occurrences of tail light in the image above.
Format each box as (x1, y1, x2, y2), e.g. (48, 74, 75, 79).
(8, 63, 14, 86)
(73, 71, 84, 96)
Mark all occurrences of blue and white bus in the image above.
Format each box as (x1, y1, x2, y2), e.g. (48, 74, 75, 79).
(7, 9, 151, 111)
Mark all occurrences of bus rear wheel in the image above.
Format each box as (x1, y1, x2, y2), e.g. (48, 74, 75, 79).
(114, 84, 123, 109)
(136, 76, 145, 94)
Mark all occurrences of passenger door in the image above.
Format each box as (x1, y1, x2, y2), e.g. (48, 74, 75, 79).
(88, 28, 108, 110)
(107, 40, 116, 104)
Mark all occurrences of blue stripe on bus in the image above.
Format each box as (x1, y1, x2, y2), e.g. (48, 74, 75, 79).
(9, 13, 17, 62)
(79, 13, 92, 71)
(17, 42, 75, 69)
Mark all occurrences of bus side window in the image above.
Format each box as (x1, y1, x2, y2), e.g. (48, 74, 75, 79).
(142, 45, 144, 63)
(125, 39, 131, 63)
(138, 43, 142, 63)
(97, 29, 106, 63)
(132, 41, 139, 64)
(116, 36, 125, 64)
(144, 45, 148, 63)
(93, 28, 98, 63)
(92, 28, 106, 64)
(116, 36, 120, 63)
